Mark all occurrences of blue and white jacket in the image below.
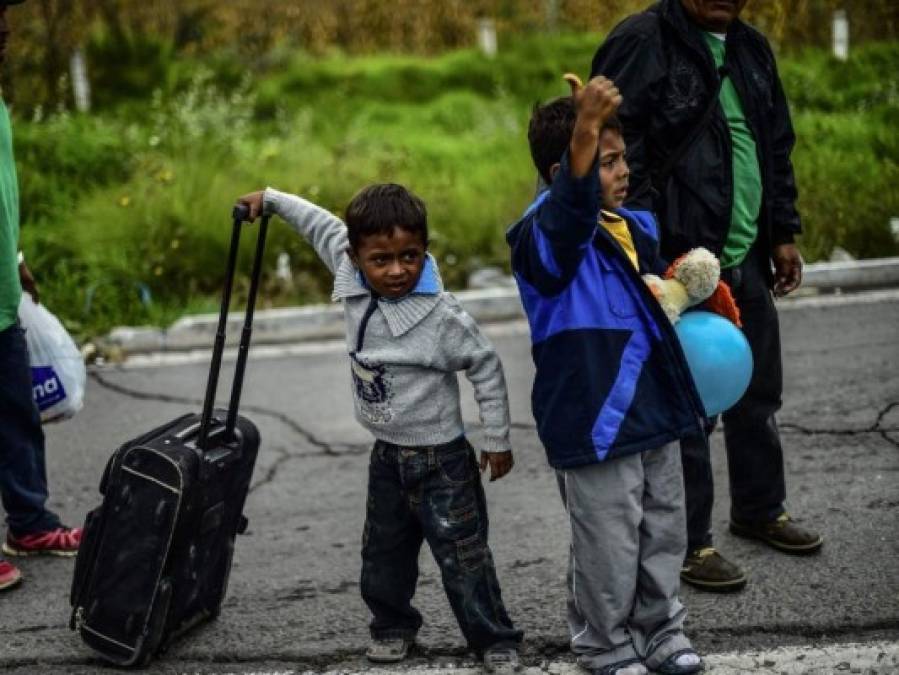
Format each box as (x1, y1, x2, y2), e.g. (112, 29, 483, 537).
(507, 153, 704, 469)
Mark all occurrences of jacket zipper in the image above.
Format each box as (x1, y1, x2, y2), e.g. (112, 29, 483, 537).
(354, 293, 380, 354)
(665, 7, 774, 255)
(592, 226, 707, 426)
(723, 42, 772, 244)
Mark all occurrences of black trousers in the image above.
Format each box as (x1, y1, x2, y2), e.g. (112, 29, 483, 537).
(681, 247, 787, 552)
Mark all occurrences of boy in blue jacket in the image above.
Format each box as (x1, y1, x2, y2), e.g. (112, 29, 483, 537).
(506, 75, 705, 675)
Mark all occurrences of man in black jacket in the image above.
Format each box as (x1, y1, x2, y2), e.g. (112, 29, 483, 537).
(591, 0, 822, 592)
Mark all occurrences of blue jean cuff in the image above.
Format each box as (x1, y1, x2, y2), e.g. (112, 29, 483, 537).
(8, 514, 62, 538)
(370, 628, 417, 641)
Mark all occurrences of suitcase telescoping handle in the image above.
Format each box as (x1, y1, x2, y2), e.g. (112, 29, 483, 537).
(197, 203, 269, 450)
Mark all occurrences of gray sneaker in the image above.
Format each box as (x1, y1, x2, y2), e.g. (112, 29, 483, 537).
(681, 546, 747, 592)
(483, 645, 521, 673)
(365, 636, 414, 663)
(589, 659, 648, 675)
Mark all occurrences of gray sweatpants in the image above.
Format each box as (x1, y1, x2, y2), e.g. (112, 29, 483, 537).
(556, 442, 691, 671)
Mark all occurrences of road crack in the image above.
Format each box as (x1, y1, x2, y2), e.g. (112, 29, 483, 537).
(781, 401, 899, 450)
(88, 370, 369, 493)
(509, 403, 899, 451)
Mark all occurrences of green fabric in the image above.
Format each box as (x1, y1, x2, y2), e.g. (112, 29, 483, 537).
(704, 32, 761, 268)
(0, 100, 20, 331)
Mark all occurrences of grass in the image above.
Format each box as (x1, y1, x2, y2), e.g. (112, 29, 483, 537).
(14, 34, 899, 340)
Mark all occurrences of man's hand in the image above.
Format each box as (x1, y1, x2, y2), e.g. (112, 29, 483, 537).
(237, 191, 265, 222)
(772, 243, 802, 297)
(19, 261, 38, 303)
(563, 73, 621, 178)
(479, 450, 514, 482)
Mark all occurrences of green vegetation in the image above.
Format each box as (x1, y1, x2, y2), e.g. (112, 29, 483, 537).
(14, 34, 899, 339)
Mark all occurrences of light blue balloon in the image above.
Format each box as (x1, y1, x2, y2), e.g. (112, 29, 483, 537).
(674, 310, 753, 417)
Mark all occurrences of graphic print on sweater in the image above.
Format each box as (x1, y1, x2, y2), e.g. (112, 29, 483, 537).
(350, 354, 393, 424)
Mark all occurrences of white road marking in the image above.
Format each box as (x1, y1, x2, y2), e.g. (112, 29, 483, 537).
(185, 640, 899, 674)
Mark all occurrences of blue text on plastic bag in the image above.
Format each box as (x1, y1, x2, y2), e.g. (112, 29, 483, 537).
(31, 365, 68, 411)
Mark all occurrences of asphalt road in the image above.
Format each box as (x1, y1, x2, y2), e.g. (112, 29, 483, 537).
(2, 291, 898, 674)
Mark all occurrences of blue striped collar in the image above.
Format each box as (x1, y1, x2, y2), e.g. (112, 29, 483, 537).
(333, 253, 443, 300)
(331, 252, 444, 337)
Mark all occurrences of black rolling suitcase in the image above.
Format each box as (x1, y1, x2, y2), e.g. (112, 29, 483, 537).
(70, 205, 269, 666)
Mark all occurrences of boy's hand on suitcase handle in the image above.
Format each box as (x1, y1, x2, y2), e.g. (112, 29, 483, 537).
(236, 191, 265, 222)
(480, 450, 514, 482)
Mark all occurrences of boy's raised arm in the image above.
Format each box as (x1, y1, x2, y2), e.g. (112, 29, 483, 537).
(515, 75, 622, 287)
(237, 188, 349, 275)
(565, 74, 621, 179)
(264, 189, 350, 275)
(536, 76, 622, 246)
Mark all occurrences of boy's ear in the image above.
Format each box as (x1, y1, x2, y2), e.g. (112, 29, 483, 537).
(549, 162, 561, 181)
(347, 246, 359, 266)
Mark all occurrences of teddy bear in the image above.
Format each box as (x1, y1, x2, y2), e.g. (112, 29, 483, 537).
(642, 247, 742, 327)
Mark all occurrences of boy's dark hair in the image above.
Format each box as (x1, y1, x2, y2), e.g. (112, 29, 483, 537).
(345, 183, 428, 251)
(528, 96, 622, 184)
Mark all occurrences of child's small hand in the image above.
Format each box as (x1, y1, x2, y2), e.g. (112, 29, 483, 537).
(564, 73, 622, 127)
(237, 191, 265, 221)
(479, 450, 514, 482)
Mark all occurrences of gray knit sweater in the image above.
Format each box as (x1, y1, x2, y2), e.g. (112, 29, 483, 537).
(263, 188, 512, 452)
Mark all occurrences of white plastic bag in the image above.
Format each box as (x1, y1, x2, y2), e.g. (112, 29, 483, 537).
(18, 293, 86, 423)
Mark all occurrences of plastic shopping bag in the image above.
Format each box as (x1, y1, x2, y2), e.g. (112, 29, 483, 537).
(18, 293, 86, 423)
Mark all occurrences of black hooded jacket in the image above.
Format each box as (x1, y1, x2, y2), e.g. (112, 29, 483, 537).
(590, 0, 801, 270)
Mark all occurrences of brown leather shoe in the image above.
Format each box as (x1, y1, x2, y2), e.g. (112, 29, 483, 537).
(730, 513, 823, 554)
(681, 546, 747, 592)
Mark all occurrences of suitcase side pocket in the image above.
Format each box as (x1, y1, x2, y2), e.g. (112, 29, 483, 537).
(77, 447, 184, 664)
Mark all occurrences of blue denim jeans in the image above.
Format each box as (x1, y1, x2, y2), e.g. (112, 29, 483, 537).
(0, 323, 62, 538)
(360, 437, 522, 652)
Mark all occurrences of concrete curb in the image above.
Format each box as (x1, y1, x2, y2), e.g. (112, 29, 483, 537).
(104, 286, 522, 354)
(802, 255, 899, 289)
(104, 257, 899, 355)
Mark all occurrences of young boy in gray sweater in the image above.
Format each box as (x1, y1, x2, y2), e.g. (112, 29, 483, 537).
(237, 184, 523, 673)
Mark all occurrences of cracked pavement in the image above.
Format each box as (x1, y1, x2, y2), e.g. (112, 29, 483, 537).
(1, 292, 897, 673)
